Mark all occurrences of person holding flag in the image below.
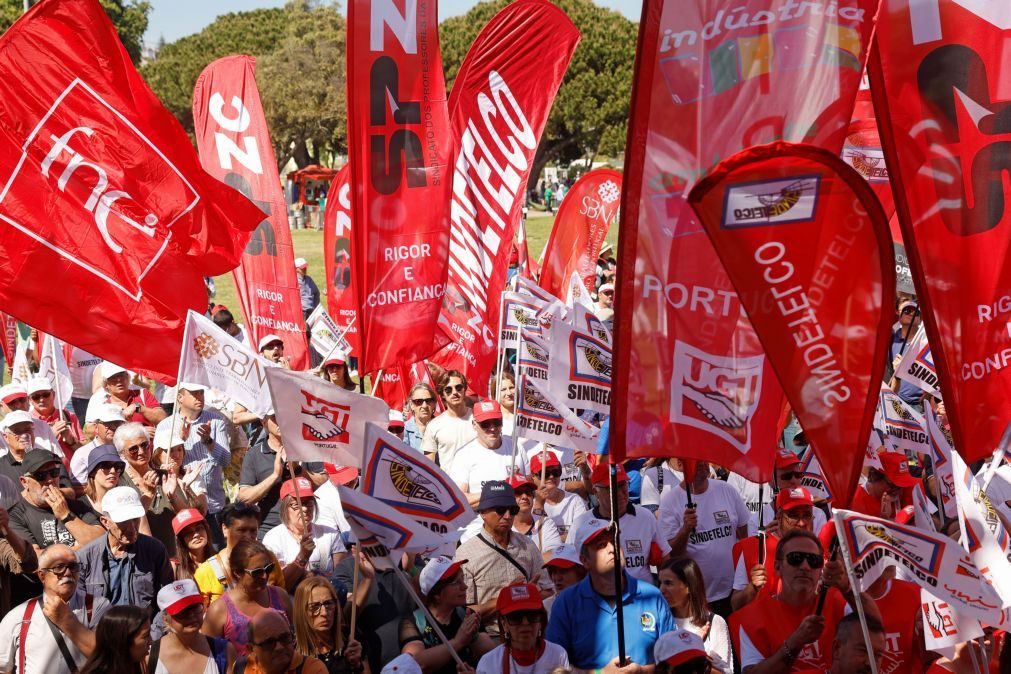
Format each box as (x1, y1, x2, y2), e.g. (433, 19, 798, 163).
(27, 377, 82, 458)
(849, 453, 918, 520)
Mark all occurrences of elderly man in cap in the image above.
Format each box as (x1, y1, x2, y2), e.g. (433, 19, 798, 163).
(28, 377, 82, 457)
(450, 401, 522, 507)
(0, 412, 75, 499)
(295, 257, 321, 320)
(547, 517, 675, 674)
(155, 382, 233, 546)
(727, 447, 829, 537)
(76, 485, 172, 613)
(595, 282, 615, 322)
(69, 403, 125, 488)
(454, 480, 548, 637)
(0, 543, 111, 674)
(258, 334, 291, 368)
(85, 361, 165, 428)
(0, 383, 66, 458)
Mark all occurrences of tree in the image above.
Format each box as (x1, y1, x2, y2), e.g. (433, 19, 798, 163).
(440, 0, 636, 189)
(0, 0, 151, 65)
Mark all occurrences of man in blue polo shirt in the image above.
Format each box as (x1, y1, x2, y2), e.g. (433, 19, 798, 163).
(546, 517, 675, 674)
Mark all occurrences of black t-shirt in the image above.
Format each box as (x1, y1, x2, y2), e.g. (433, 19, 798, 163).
(335, 559, 413, 673)
(8, 496, 100, 548)
(239, 439, 323, 539)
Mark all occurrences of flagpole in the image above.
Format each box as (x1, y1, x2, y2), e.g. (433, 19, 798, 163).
(609, 461, 627, 667)
(348, 543, 362, 638)
(756, 483, 766, 565)
(832, 514, 880, 674)
(391, 563, 467, 667)
(317, 314, 358, 366)
(967, 638, 986, 674)
(168, 312, 192, 453)
(369, 370, 384, 397)
(932, 462, 948, 530)
(49, 337, 65, 422)
(493, 292, 507, 400)
(538, 446, 547, 551)
(510, 329, 527, 477)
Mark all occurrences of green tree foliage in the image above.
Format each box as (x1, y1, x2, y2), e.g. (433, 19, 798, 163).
(440, 0, 636, 186)
(1, 0, 151, 65)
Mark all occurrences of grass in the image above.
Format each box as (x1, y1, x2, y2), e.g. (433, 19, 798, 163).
(211, 213, 620, 319)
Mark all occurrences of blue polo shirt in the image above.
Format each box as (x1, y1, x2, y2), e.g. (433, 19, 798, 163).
(546, 571, 675, 668)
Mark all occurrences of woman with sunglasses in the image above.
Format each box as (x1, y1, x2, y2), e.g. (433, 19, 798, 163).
(404, 383, 437, 451)
(475, 583, 568, 674)
(263, 478, 347, 585)
(78, 605, 152, 674)
(202, 539, 294, 657)
(319, 355, 356, 392)
(149, 579, 235, 674)
(422, 371, 476, 468)
(508, 475, 561, 558)
(293, 576, 368, 674)
(658, 558, 731, 673)
(172, 508, 217, 581)
(81, 444, 125, 514)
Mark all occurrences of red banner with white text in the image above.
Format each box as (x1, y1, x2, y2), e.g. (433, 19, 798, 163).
(689, 142, 895, 503)
(323, 165, 361, 356)
(610, 0, 877, 482)
(0, 312, 16, 367)
(433, 0, 580, 396)
(0, 0, 263, 383)
(347, 0, 454, 374)
(539, 168, 622, 299)
(193, 55, 310, 370)
(870, 1, 1011, 464)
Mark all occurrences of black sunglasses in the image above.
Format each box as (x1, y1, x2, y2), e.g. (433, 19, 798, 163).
(442, 384, 465, 394)
(901, 307, 918, 315)
(411, 398, 434, 405)
(31, 467, 61, 481)
(95, 461, 125, 473)
(479, 420, 503, 430)
(492, 506, 520, 517)
(778, 471, 803, 481)
(543, 469, 563, 479)
(784, 551, 824, 569)
(505, 610, 541, 625)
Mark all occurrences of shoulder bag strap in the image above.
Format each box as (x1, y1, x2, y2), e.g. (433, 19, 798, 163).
(475, 534, 529, 580)
(147, 637, 162, 674)
(18, 598, 37, 674)
(42, 607, 79, 673)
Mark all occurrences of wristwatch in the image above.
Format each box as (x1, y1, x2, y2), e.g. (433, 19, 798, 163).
(60, 512, 77, 524)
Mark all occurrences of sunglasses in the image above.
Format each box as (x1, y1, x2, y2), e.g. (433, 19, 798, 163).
(41, 562, 80, 576)
(29, 392, 52, 402)
(479, 420, 503, 431)
(173, 603, 205, 621)
(600, 290, 614, 296)
(242, 562, 276, 579)
(31, 467, 61, 481)
(784, 551, 824, 569)
(307, 599, 337, 616)
(411, 398, 434, 406)
(901, 307, 918, 315)
(95, 462, 126, 473)
(252, 632, 294, 649)
(777, 471, 803, 481)
(442, 384, 465, 394)
(492, 506, 520, 517)
(543, 469, 563, 480)
(505, 610, 541, 625)
(125, 441, 150, 455)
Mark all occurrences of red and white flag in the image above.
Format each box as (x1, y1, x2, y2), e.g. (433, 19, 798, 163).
(0, 0, 263, 383)
(338, 485, 445, 565)
(433, 0, 580, 396)
(37, 335, 74, 409)
(894, 324, 940, 399)
(539, 168, 622, 300)
(193, 55, 310, 370)
(322, 165, 361, 356)
(870, 0, 1011, 464)
(0, 313, 16, 368)
(347, 0, 454, 374)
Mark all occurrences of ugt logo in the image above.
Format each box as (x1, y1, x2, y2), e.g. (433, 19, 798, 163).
(0, 79, 198, 300)
(300, 390, 351, 444)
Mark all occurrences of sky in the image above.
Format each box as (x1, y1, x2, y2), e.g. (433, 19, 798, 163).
(143, 0, 640, 46)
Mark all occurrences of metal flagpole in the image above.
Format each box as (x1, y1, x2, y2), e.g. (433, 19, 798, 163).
(493, 292, 507, 400)
(609, 461, 627, 666)
(832, 513, 879, 674)
(392, 563, 467, 667)
(756, 483, 766, 565)
(510, 327, 527, 477)
(49, 337, 65, 422)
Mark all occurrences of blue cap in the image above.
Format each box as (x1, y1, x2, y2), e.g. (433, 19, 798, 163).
(87, 444, 124, 476)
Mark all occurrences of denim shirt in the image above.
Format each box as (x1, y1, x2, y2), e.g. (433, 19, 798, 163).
(76, 533, 172, 613)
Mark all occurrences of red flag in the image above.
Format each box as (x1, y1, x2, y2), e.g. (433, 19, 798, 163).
(0, 0, 262, 383)
(539, 168, 622, 299)
(433, 0, 580, 396)
(869, 1, 1011, 463)
(346, 0, 454, 374)
(688, 142, 895, 504)
(322, 165, 361, 355)
(372, 366, 409, 413)
(609, 0, 876, 482)
(193, 55, 310, 370)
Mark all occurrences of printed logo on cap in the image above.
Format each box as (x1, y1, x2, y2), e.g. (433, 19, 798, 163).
(510, 584, 531, 601)
(177, 510, 195, 523)
(476, 402, 495, 414)
(790, 488, 805, 498)
(679, 631, 692, 643)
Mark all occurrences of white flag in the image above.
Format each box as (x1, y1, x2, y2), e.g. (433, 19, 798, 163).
(306, 305, 354, 360)
(338, 485, 445, 566)
(895, 324, 940, 398)
(265, 368, 388, 465)
(925, 408, 957, 520)
(920, 590, 984, 659)
(878, 388, 930, 455)
(37, 336, 74, 409)
(565, 271, 595, 311)
(543, 316, 611, 416)
(515, 370, 599, 454)
(797, 449, 832, 501)
(178, 310, 274, 417)
(500, 292, 550, 351)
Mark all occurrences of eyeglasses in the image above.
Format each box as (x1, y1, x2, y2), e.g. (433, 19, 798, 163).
(478, 420, 503, 431)
(252, 632, 295, 649)
(784, 551, 824, 569)
(95, 462, 125, 474)
(505, 611, 541, 625)
(782, 509, 814, 523)
(41, 562, 80, 576)
(442, 384, 465, 394)
(307, 599, 337, 616)
(125, 441, 150, 455)
(411, 398, 434, 406)
(600, 290, 614, 296)
(777, 471, 802, 481)
(492, 506, 520, 517)
(7, 427, 33, 438)
(29, 392, 52, 402)
(543, 469, 563, 480)
(31, 467, 61, 481)
(901, 307, 918, 315)
(241, 562, 276, 579)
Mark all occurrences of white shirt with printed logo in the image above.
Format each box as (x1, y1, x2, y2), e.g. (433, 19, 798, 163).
(544, 491, 589, 541)
(658, 479, 750, 601)
(570, 504, 670, 584)
(449, 437, 522, 495)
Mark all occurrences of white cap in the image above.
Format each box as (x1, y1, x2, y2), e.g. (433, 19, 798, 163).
(102, 486, 145, 522)
(571, 517, 610, 552)
(654, 629, 707, 666)
(388, 410, 405, 425)
(157, 579, 203, 615)
(100, 361, 128, 380)
(26, 377, 53, 396)
(294, 257, 308, 268)
(87, 403, 126, 424)
(418, 556, 467, 596)
(542, 543, 582, 569)
(177, 382, 207, 393)
(154, 423, 185, 451)
(599, 282, 615, 293)
(0, 410, 33, 430)
(381, 654, 422, 674)
(258, 334, 284, 352)
(0, 383, 27, 404)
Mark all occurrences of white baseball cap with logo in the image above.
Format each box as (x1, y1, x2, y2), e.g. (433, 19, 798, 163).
(0, 410, 33, 430)
(102, 486, 145, 522)
(26, 377, 53, 396)
(157, 579, 204, 615)
(87, 403, 126, 425)
(654, 629, 708, 666)
(419, 556, 467, 596)
(571, 517, 610, 552)
(100, 361, 129, 380)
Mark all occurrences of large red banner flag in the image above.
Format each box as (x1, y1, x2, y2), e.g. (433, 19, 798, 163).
(322, 165, 361, 356)
(869, 1, 1011, 464)
(433, 0, 580, 396)
(689, 142, 895, 503)
(0, 0, 263, 383)
(609, 0, 877, 482)
(539, 168, 622, 299)
(193, 55, 310, 370)
(346, 0, 454, 374)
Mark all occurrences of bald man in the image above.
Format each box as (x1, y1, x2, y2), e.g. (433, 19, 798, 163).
(243, 609, 326, 674)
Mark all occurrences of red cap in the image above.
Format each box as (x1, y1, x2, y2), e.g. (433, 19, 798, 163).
(530, 452, 561, 474)
(171, 508, 205, 535)
(322, 356, 346, 368)
(775, 448, 801, 469)
(495, 582, 543, 615)
(280, 477, 315, 501)
(507, 474, 534, 492)
(776, 487, 814, 512)
(590, 462, 628, 486)
(324, 464, 359, 486)
(473, 400, 502, 423)
(896, 506, 915, 525)
(880, 452, 919, 488)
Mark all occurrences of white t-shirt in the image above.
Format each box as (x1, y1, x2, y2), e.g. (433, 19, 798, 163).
(449, 437, 522, 495)
(421, 411, 476, 471)
(639, 463, 683, 512)
(571, 505, 671, 584)
(476, 641, 570, 674)
(676, 615, 732, 674)
(68, 347, 102, 399)
(0, 590, 111, 674)
(262, 521, 347, 576)
(658, 480, 750, 601)
(313, 479, 352, 535)
(543, 492, 588, 541)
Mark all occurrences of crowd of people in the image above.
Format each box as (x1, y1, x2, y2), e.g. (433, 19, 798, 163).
(0, 279, 1004, 674)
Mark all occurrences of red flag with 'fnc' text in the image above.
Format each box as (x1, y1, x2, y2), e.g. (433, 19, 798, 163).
(0, 0, 263, 383)
(433, 0, 580, 396)
(193, 55, 310, 370)
(323, 165, 361, 356)
(870, 0, 1011, 463)
(689, 142, 895, 503)
(609, 0, 877, 482)
(347, 0, 455, 374)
